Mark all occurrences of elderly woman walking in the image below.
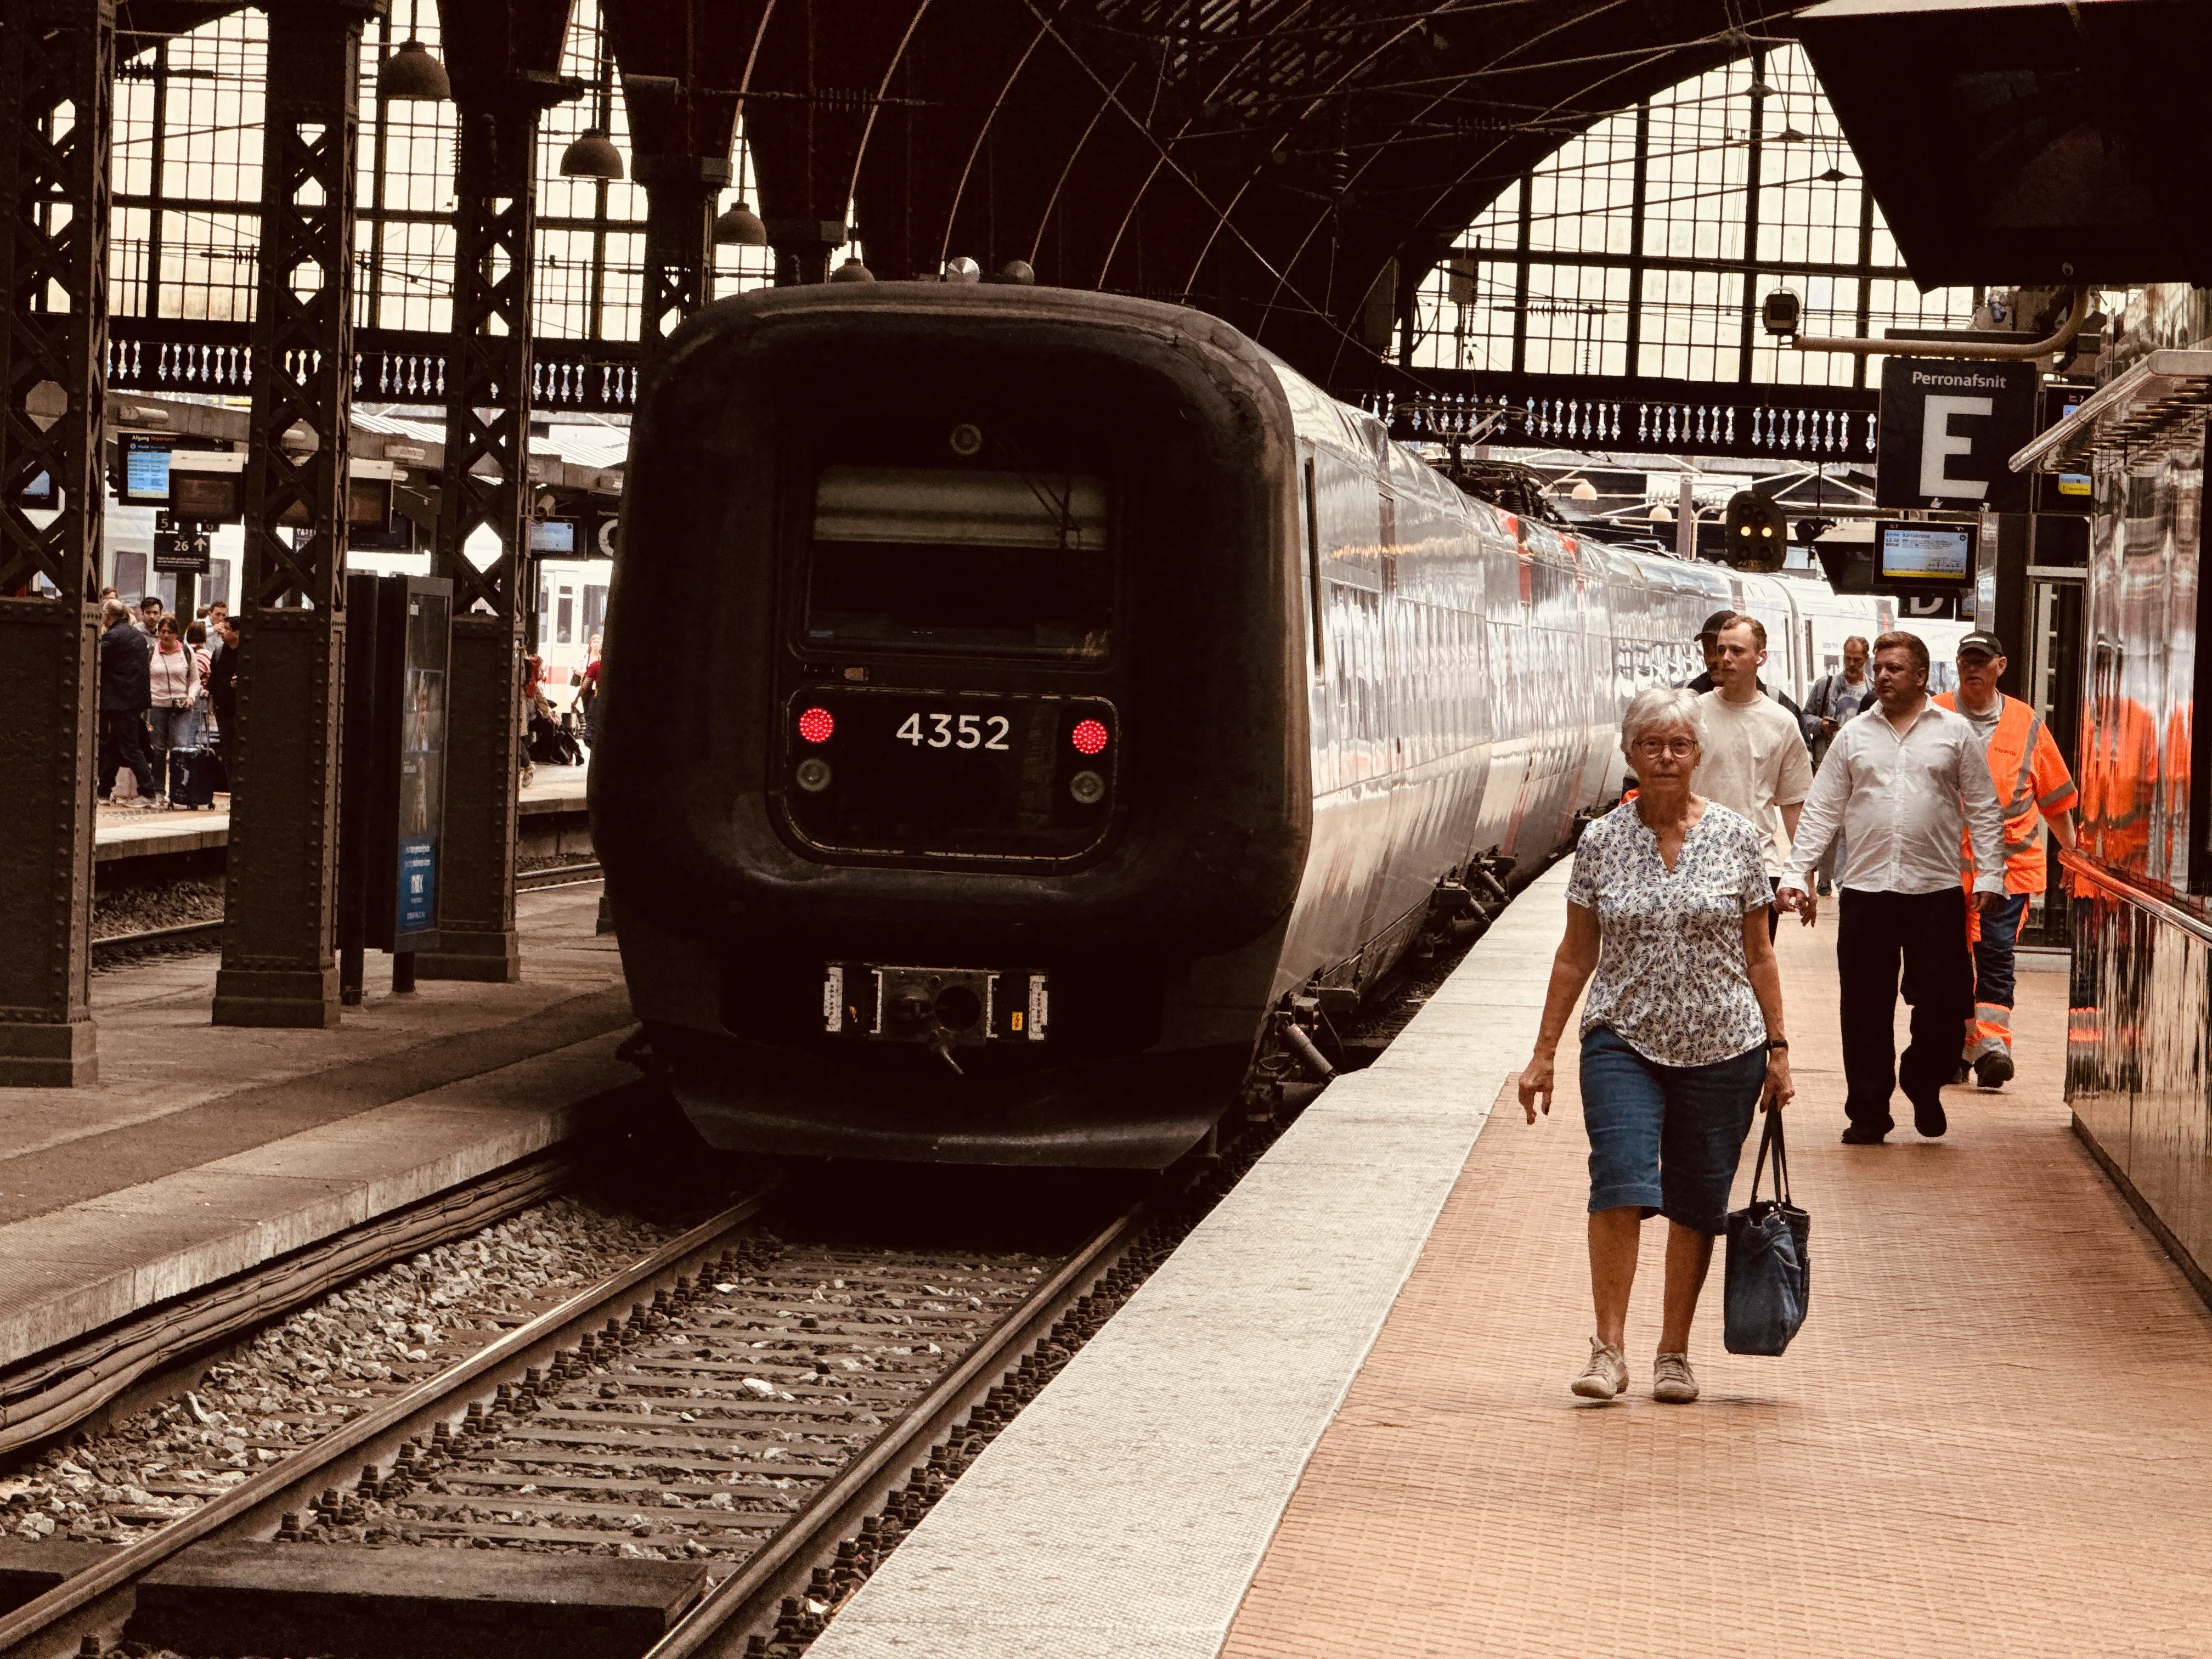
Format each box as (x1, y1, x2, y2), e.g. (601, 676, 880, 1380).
(1519, 687, 1793, 1404)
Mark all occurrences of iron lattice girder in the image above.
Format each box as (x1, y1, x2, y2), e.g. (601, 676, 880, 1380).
(0, 1, 114, 600)
(0, 0, 112, 1084)
(214, 0, 382, 1033)
(242, 3, 379, 609)
(439, 177, 534, 619)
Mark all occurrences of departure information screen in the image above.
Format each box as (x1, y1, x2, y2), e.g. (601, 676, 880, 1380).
(1876, 522, 1976, 583)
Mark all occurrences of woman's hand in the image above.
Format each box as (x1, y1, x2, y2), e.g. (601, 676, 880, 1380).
(1761, 1048, 1793, 1112)
(1518, 1052, 1555, 1122)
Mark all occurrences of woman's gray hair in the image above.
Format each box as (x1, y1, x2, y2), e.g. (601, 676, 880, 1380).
(1620, 686, 1705, 762)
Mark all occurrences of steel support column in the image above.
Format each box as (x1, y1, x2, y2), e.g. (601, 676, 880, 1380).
(638, 155, 730, 347)
(211, 0, 383, 1029)
(416, 72, 573, 984)
(0, 0, 114, 1086)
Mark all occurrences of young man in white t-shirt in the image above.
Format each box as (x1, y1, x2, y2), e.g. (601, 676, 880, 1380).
(1696, 614, 1814, 938)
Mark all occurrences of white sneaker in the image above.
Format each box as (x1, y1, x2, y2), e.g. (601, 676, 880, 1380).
(1652, 1352, 1700, 1403)
(1570, 1339, 1628, 1401)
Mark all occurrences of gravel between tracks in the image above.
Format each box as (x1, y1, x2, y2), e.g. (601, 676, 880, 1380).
(0, 1195, 683, 1548)
(92, 879, 224, 940)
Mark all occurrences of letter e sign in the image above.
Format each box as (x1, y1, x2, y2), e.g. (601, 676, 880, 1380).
(1877, 357, 2035, 513)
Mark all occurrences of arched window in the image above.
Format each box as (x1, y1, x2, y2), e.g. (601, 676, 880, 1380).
(1408, 46, 1978, 388)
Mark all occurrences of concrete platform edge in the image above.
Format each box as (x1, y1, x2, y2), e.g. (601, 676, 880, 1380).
(808, 865, 1571, 1659)
(0, 1030, 640, 1371)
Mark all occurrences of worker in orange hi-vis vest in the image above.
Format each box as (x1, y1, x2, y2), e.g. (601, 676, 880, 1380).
(1934, 631, 2079, 1089)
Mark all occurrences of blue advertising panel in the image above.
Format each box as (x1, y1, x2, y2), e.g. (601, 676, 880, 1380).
(392, 593, 450, 948)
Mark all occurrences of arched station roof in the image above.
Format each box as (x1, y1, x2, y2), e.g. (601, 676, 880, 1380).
(110, 0, 1809, 385)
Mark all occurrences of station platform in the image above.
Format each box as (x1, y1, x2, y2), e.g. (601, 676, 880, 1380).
(814, 864, 2212, 1658)
(0, 878, 635, 1373)
(92, 763, 591, 864)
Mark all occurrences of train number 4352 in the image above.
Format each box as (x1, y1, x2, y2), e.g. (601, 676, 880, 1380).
(896, 711, 1012, 751)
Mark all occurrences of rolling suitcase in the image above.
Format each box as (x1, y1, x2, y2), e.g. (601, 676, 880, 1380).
(167, 746, 218, 809)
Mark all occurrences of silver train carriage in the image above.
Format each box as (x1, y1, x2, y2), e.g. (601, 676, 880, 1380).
(591, 283, 1922, 1167)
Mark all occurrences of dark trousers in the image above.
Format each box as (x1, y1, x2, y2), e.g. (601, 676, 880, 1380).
(1972, 891, 2033, 1013)
(1836, 886, 1973, 1130)
(97, 707, 155, 799)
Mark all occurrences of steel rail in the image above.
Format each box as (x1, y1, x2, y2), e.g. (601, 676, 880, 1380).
(643, 1196, 1154, 1659)
(0, 1183, 780, 1659)
(0, 1148, 583, 1458)
(88, 864, 603, 966)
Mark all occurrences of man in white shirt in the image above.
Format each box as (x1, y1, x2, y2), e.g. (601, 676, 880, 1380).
(1778, 631, 2005, 1143)
(1695, 614, 1813, 939)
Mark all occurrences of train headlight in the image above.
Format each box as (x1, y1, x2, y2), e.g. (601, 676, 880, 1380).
(796, 757, 833, 793)
(1070, 718, 1109, 756)
(797, 706, 835, 743)
(1069, 769, 1105, 804)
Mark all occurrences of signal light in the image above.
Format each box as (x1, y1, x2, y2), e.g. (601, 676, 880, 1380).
(798, 706, 835, 744)
(1070, 718, 1109, 757)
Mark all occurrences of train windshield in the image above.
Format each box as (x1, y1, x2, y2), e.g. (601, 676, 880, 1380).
(803, 466, 1112, 658)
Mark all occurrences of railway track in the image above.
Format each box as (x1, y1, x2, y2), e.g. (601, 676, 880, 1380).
(14, 861, 1507, 1658)
(90, 863, 604, 968)
(0, 1149, 1226, 1659)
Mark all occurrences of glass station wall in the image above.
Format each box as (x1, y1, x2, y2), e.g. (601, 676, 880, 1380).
(1408, 44, 1978, 387)
(107, 0, 843, 341)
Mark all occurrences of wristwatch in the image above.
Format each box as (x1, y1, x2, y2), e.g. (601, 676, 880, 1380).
(1766, 1037, 1789, 1052)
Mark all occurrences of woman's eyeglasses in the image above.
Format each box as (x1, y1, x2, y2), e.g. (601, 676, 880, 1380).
(1632, 737, 1699, 759)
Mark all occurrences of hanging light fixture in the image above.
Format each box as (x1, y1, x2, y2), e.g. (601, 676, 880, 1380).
(830, 258, 876, 283)
(560, 128, 625, 180)
(713, 198, 768, 246)
(377, 38, 450, 101)
(1819, 165, 1850, 183)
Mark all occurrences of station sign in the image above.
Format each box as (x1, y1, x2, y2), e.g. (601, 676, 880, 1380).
(152, 527, 211, 574)
(1876, 357, 2037, 514)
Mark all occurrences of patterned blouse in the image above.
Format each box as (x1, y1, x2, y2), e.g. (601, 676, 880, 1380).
(1566, 800, 1772, 1068)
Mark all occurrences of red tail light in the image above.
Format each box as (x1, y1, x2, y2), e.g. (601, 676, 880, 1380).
(798, 706, 835, 744)
(1070, 718, 1109, 757)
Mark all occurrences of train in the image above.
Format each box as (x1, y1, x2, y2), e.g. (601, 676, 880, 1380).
(591, 283, 1960, 1167)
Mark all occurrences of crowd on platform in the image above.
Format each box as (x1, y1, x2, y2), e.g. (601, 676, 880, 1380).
(94, 594, 603, 808)
(1521, 611, 2078, 1406)
(94, 590, 233, 811)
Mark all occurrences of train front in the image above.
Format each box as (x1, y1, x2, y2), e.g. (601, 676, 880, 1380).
(590, 285, 1310, 1166)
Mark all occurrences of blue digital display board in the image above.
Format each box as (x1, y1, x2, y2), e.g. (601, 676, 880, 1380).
(120, 435, 172, 505)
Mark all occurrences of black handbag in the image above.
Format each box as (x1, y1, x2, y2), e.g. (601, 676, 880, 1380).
(1723, 1111, 1810, 1356)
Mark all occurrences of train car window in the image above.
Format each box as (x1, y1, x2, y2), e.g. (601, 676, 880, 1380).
(805, 466, 1112, 658)
(1304, 456, 1324, 673)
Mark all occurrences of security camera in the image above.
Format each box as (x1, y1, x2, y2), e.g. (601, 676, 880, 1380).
(1761, 290, 1802, 337)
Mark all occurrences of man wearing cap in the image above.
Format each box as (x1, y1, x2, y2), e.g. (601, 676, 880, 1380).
(1934, 631, 2078, 1088)
(1686, 609, 1813, 742)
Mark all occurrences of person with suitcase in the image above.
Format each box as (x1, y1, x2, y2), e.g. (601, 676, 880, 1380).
(146, 617, 200, 808)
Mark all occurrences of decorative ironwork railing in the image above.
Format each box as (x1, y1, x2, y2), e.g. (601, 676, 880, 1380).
(106, 318, 643, 414)
(1342, 370, 1881, 463)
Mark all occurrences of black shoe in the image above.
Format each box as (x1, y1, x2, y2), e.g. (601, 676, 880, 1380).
(1841, 1122, 1889, 1145)
(1972, 1050, 2014, 1090)
(1953, 1060, 1973, 1085)
(1912, 1094, 1948, 1138)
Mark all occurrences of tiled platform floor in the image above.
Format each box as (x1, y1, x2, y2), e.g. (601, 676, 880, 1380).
(1220, 912, 2212, 1658)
